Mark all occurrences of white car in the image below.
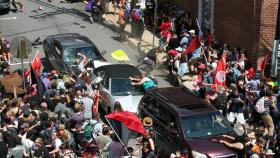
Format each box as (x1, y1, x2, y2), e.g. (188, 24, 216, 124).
(93, 64, 144, 113)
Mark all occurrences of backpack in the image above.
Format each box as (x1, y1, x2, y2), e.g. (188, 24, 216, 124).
(83, 120, 98, 139)
(254, 97, 267, 114)
(132, 9, 140, 22)
(124, 9, 130, 23)
(85, 0, 95, 12)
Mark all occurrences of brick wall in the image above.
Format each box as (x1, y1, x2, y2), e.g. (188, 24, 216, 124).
(214, 0, 278, 64)
(258, 0, 279, 53)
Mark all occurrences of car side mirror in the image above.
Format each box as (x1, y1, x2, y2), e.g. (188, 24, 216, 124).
(101, 50, 106, 55)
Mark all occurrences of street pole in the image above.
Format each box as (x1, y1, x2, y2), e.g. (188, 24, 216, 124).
(152, 0, 157, 48)
(270, 0, 280, 77)
(20, 40, 26, 91)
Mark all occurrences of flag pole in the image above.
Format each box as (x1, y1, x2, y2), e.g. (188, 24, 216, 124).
(105, 117, 132, 157)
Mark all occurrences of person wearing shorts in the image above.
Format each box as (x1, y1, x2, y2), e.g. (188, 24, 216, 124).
(0, 38, 11, 63)
(118, 5, 127, 43)
(227, 88, 247, 132)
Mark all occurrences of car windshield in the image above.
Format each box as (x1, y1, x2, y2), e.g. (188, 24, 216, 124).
(181, 111, 232, 139)
(64, 46, 102, 63)
(111, 78, 144, 96)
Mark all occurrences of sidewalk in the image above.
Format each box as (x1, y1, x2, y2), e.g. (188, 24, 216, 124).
(103, 3, 159, 55)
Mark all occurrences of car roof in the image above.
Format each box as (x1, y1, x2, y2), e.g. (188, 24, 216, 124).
(94, 64, 142, 78)
(148, 87, 215, 116)
(46, 33, 94, 47)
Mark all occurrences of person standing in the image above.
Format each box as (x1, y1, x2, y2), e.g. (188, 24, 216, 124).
(119, 5, 127, 43)
(227, 88, 247, 133)
(82, 91, 94, 120)
(144, 0, 154, 27)
(34, 137, 51, 158)
(104, 134, 124, 158)
(96, 127, 112, 157)
(132, 3, 145, 40)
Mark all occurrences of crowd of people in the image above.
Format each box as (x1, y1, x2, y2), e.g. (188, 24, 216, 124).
(2, 0, 280, 158)
(151, 1, 280, 158)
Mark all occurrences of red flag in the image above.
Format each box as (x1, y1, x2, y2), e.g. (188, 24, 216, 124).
(183, 36, 201, 55)
(259, 51, 272, 72)
(214, 53, 226, 88)
(25, 51, 42, 77)
(207, 33, 212, 45)
(106, 111, 146, 135)
(93, 90, 99, 113)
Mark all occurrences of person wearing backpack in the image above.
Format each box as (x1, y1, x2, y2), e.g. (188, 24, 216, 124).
(255, 90, 276, 137)
(131, 3, 145, 40)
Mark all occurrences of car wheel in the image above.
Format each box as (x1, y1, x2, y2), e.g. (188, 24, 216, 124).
(3, 7, 10, 14)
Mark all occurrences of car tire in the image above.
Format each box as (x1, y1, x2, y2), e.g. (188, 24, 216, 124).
(2, 7, 10, 14)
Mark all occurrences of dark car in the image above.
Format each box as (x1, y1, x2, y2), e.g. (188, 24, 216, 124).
(137, 87, 237, 158)
(0, 0, 9, 12)
(93, 64, 145, 113)
(43, 33, 108, 74)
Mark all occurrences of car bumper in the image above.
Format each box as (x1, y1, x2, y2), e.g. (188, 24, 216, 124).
(0, 2, 10, 10)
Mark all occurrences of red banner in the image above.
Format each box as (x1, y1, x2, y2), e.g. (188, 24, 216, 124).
(25, 50, 42, 77)
(93, 90, 100, 113)
(214, 52, 226, 88)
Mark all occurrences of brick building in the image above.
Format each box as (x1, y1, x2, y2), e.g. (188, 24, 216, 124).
(168, 0, 279, 64)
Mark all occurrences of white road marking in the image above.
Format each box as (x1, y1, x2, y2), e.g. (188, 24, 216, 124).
(0, 17, 17, 20)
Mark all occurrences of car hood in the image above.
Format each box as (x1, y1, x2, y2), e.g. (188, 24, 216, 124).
(114, 95, 143, 113)
(188, 138, 236, 157)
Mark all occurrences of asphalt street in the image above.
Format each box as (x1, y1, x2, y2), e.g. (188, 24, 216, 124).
(0, 0, 171, 87)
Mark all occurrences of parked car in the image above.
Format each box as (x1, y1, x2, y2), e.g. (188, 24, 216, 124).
(93, 64, 144, 113)
(138, 87, 237, 158)
(0, 0, 9, 12)
(43, 33, 108, 75)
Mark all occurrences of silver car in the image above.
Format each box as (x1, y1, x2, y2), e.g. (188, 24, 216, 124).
(93, 64, 144, 113)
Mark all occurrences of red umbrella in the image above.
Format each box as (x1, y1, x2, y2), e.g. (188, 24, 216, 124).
(106, 111, 146, 135)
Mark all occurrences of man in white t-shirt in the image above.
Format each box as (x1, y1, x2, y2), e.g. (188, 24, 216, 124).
(76, 53, 89, 72)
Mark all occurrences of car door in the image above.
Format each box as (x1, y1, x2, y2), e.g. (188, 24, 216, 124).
(153, 104, 179, 157)
(139, 97, 177, 157)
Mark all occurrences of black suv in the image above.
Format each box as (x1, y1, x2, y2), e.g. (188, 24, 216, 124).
(137, 87, 237, 158)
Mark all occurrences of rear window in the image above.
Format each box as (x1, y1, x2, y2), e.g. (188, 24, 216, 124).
(181, 111, 232, 139)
